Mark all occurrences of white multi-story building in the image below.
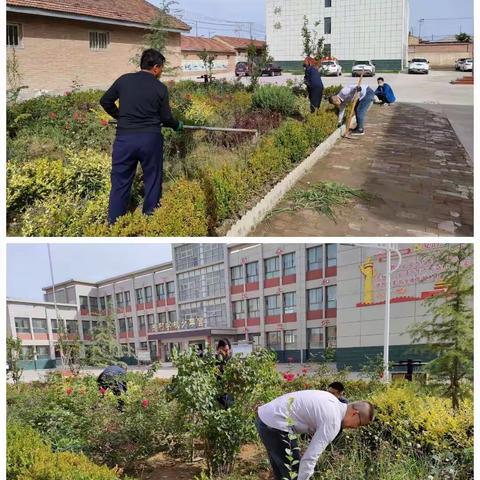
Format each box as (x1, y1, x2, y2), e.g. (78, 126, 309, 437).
(266, 0, 410, 71)
(7, 243, 463, 371)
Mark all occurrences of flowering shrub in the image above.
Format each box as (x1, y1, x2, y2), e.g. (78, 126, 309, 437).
(252, 84, 297, 116)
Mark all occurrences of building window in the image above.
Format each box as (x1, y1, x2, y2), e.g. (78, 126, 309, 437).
(325, 0, 332, 7)
(284, 330, 297, 349)
(138, 315, 146, 331)
(106, 295, 113, 312)
(99, 297, 106, 312)
(231, 265, 244, 286)
(324, 44, 332, 57)
(156, 283, 165, 301)
(89, 297, 99, 314)
(326, 285, 337, 309)
(246, 261, 259, 283)
(266, 331, 281, 350)
(82, 321, 91, 336)
(247, 298, 260, 318)
(324, 17, 331, 35)
(140, 341, 148, 351)
(265, 294, 281, 316)
(66, 320, 78, 335)
(36, 345, 50, 359)
(89, 31, 110, 50)
(144, 286, 153, 303)
(232, 300, 245, 320)
(127, 317, 134, 334)
(51, 319, 59, 333)
(7, 23, 22, 47)
(326, 326, 337, 347)
(158, 312, 167, 330)
(124, 291, 131, 307)
(80, 296, 88, 310)
(308, 328, 324, 349)
(167, 281, 175, 298)
(264, 257, 280, 279)
(135, 288, 144, 305)
(118, 318, 126, 334)
(15, 317, 30, 333)
(282, 253, 296, 276)
(21, 346, 34, 359)
(283, 292, 296, 314)
(116, 292, 124, 309)
(307, 288, 323, 311)
(147, 314, 156, 332)
(327, 244, 337, 267)
(129, 342, 136, 355)
(307, 246, 323, 271)
(168, 310, 177, 325)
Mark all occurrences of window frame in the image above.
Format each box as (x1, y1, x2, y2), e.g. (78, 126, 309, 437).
(307, 246, 323, 271)
(7, 23, 23, 48)
(264, 256, 280, 279)
(282, 252, 296, 276)
(246, 261, 259, 283)
(89, 30, 110, 51)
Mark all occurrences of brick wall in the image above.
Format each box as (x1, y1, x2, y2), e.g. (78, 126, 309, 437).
(7, 13, 182, 97)
(180, 51, 236, 77)
(409, 42, 474, 68)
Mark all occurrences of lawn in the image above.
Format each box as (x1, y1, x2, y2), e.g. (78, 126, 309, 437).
(6, 80, 343, 237)
(7, 350, 473, 480)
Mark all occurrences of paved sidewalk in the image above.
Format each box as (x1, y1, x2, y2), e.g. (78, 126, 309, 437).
(252, 103, 473, 237)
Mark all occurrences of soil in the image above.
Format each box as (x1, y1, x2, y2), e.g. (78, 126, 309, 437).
(137, 444, 271, 480)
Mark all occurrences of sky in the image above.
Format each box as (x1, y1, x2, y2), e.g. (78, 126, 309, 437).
(7, 244, 172, 301)
(156, 0, 474, 40)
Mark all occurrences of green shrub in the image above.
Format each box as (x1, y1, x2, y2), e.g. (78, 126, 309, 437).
(323, 84, 343, 98)
(252, 85, 297, 116)
(7, 421, 128, 480)
(304, 109, 339, 145)
(272, 118, 311, 163)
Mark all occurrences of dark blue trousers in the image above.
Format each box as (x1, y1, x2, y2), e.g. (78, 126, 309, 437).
(308, 86, 324, 113)
(109, 132, 164, 224)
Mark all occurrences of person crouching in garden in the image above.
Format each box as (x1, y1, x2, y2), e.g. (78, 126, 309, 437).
(303, 57, 324, 113)
(100, 48, 184, 225)
(328, 381, 348, 404)
(215, 339, 234, 409)
(374, 77, 396, 105)
(97, 364, 128, 410)
(256, 390, 374, 480)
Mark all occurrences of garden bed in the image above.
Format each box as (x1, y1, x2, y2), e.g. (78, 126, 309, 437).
(6, 80, 342, 237)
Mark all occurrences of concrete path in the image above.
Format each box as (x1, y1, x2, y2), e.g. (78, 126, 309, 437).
(252, 102, 473, 237)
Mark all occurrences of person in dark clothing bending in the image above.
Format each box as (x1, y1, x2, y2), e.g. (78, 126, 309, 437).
(215, 339, 233, 408)
(97, 364, 128, 409)
(303, 57, 324, 113)
(328, 381, 348, 404)
(100, 49, 184, 225)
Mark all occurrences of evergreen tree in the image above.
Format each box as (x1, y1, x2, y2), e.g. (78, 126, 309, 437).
(87, 316, 122, 367)
(409, 244, 473, 411)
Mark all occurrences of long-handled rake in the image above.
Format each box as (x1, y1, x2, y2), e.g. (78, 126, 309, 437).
(343, 69, 365, 139)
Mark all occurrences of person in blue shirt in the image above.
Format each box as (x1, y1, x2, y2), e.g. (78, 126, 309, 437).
(374, 77, 396, 105)
(303, 57, 324, 113)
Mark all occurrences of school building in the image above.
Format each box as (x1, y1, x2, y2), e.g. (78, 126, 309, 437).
(265, 0, 410, 71)
(7, 243, 454, 370)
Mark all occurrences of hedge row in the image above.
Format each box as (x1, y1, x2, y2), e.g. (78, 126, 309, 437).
(8, 108, 338, 236)
(7, 422, 130, 480)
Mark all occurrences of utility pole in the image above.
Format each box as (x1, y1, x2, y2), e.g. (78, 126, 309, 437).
(195, 21, 198, 37)
(418, 18, 424, 40)
(47, 244, 63, 368)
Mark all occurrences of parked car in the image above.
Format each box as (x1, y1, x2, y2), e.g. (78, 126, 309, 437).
(459, 58, 473, 72)
(261, 63, 283, 76)
(408, 58, 430, 74)
(235, 62, 251, 77)
(352, 60, 376, 77)
(455, 58, 468, 71)
(321, 60, 342, 76)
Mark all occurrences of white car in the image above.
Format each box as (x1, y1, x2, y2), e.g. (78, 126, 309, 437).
(352, 60, 375, 77)
(455, 58, 468, 71)
(459, 58, 473, 72)
(321, 60, 342, 76)
(408, 58, 430, 74)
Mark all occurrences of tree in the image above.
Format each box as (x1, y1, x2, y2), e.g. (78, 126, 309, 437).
(87, 316, 122, 367)
(6, 337, 23, 384)
(57, 325, 84, 376)
(301, 16, 327, 61)
(198, 49, 217, 83)
(6, 48, 28, 104)
(408, 244, 473, 411)
(455, 33, 472, 43)
(247, 44, 273, 90)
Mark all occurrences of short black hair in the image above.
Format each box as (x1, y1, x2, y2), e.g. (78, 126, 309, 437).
(140, 49, 166, 70)
(217, 338, 231, 349)
(328, 381, 345, 392)
(377, 77, 384, 82)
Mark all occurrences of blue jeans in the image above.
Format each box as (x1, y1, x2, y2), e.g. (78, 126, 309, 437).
(109, 132, 164, 224)
(354, 87, 375, 130)
(256, 416, 300, 480)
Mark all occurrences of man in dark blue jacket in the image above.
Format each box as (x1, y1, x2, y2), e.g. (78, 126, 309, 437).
(374, 77, 396, 105)
(303, 57, 324, 113)
(100, 49, 184, 225)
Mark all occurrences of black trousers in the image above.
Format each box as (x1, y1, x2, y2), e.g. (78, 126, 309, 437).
(108, 132, 164, 224)
(256, 416, 300, 480)
(308, 86, 324, 113)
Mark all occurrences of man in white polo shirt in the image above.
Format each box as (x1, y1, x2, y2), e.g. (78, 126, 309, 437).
(256, 390, 374, 480)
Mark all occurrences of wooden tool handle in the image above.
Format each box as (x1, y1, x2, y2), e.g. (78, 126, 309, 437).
(343, 69, 365, 138)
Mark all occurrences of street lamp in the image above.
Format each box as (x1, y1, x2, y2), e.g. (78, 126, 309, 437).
(344, 244, 402, 381)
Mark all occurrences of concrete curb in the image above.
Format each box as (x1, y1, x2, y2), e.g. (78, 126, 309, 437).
(226, 126, 344, 237)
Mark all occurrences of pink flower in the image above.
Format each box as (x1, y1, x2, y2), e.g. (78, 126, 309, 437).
(142, 399, 149, 409)
(66, 387, 73, 396)
(99, 386, 107, 395)
(100, 119, 109, 126)
(283, 373, 295, 383)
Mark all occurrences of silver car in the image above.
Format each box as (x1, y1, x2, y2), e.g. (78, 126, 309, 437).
(408, 58, 430, 74)
(352, 60, 375, 77)
(321, 60, 342, 76)
(459, 58, 473, 72)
